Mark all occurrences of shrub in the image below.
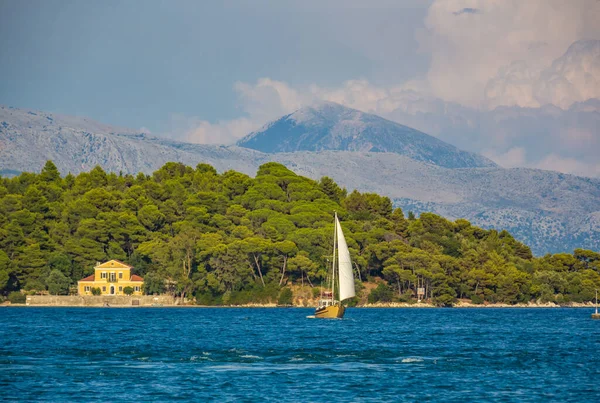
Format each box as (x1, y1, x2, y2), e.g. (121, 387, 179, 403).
(397, 292, 413, 303)
(345, 296, 359, 307)
(23, 280, 46, 293)
(368, 283, 393, 303)
(91, 287, 102, 296)
(470, 294, 484, 305)
(196, 292, 220, 306)
(8, 291, 26, 304)
(433, 293, 456, 307)
(312, 287, 321, 299)
(123, 286, 134, 295)
(222, 290, 232, 305)
(278, 288, 293, 305)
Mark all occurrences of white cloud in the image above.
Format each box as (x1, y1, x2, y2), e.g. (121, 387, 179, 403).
(182, 117, 255, 145)
(167, 78, 308, 145)
(534, 154, 600, 178)
(535, 40, 600, 108)
(483, 147, 527, 168)
(421, 0, 600, 108)
(484, 147, 600, 177)
(234, 78, 307, 121)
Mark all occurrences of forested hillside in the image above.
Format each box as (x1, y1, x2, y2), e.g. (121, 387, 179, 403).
(1, 161, 599, 306)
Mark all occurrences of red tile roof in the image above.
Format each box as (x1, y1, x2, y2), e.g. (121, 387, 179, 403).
(79, 274, 95, 282)
(130, 275, 144, 282)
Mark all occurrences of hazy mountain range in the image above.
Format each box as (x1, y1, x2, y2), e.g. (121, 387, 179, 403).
(1, 103, 599, 255)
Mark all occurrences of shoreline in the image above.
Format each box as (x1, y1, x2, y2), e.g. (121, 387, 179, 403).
(3, 302, 596, 308)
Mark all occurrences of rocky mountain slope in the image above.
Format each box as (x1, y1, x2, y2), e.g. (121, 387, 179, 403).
(1, 105, 599, 255)
(237, 102, 496, 169)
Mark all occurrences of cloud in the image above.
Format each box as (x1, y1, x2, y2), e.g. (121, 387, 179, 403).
(483, 147, 600, 177)
(421, 0, 600, 108)
(167, 78, 308, 145)
(534, 154, 600, 178)
(181, 117, 255, 145)
(485, 40, 600, 109)
(234, 78, 307, 121)
(534, 40, 600, 108)
(483, 147, 527, 168)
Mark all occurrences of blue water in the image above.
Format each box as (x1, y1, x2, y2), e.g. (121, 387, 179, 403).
(1, 308, 600, 402)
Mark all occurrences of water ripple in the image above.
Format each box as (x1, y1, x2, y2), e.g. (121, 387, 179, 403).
(1, 307, 600, 402)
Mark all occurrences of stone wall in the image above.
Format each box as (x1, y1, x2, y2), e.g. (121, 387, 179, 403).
(26, 295, 178, 307)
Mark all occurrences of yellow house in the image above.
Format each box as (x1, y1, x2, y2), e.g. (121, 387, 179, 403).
(78, 260, 144, 296)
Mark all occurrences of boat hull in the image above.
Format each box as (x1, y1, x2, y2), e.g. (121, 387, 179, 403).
(314, 304, 345, 319)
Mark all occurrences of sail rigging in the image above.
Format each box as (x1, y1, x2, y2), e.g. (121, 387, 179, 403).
(314, 212, 355, 318)
(335, 214, 355, 301)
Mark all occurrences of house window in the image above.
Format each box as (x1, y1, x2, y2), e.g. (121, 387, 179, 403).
(109, 273, 116, 282)
(135, 286, 140, 292)
(119, 272, 123, 279)
(101, 272, 106, 279)
(102, 286, 106, 292)
(119, 286, 122, 292)
(85, 286, 90, 292)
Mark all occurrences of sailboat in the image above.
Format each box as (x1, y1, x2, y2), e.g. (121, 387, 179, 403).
(314, 212, 355, 319)
(592, 290, 600, 319)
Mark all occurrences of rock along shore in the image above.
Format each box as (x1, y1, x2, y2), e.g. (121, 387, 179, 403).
(2, 296, 596, 308)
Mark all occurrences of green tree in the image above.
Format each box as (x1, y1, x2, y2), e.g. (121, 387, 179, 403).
(46, 269, 70, 295)
(137, 204, 166, 231)
(144, 272, 166, 295)
(39, 160, 61, 183)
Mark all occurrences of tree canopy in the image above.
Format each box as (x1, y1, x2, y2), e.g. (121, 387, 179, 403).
(1, 161, 599, 306)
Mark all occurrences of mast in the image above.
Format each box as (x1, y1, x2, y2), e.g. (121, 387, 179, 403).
(336, 213, 356, 302)
(596, 290, 598, 315)
(331, 212, 337, 304)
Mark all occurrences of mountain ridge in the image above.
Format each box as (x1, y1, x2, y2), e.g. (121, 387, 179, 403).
(237, 102, 497, 169)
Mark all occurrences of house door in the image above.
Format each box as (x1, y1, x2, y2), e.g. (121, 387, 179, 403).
(110, 285, 115, 295)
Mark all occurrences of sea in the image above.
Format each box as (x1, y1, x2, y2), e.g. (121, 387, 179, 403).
(1, 307, 599, 402)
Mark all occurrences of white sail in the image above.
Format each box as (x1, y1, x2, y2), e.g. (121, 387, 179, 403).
(335, 215, 355, 301)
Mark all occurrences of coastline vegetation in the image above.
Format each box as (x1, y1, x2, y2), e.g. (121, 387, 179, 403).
(1, 161, 599, 307)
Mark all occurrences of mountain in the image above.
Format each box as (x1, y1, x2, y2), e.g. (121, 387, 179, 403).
(0, 105, 263, 175)
(1, 105, 599, 255)
(236, 102, 496, 169)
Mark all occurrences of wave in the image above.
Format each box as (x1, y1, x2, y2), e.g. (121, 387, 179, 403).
(401, 358, 424, 363)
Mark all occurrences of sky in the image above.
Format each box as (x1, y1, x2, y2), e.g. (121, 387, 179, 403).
(1, 0, 599, 177)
